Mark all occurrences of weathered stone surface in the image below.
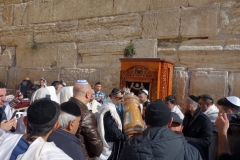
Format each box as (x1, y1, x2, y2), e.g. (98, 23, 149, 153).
(172, 67, 190, 107)
(34, 20, 78, 43)
(180, 4, 219, 38)
(188, 0, 212, 6)
(7, 67, 17, 90)
(0, 67, 7, 84)
(15, 68, 60, 87)
(77, 13, 142, 42)
(60, 68, 100, 87)
(189, 69, 228, 102)
(53, 0, 113, 21)
(28, 0, 54, 24)
(224, 38, 240, 50)
(0, 0, 3, 3)
(2, 5, 13, 26)
(142, 8, 180, 39)
(178, 50, 240, 70)
(132, 39, 157, 58)
(229, 72, 240, 97)
(0, 26, 33, 46)
(179, 39, 225, 50)
(17, 43, 77, 68)
(77, 41, 129, 68)
(158, 42, 180, 63)
(13, 3, 27, 25)
(113, 0, 187, 14)
(0, 47, 16, 67)
(4, 0, 22, 5)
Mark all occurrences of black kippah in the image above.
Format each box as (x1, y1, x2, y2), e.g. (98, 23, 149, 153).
(189, 95, 199, 103)
(27, 98, 60, 130)
(60, 101, 81, 116)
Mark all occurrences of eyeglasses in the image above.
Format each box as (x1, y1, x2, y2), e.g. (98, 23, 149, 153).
(114, 96, 123, 100)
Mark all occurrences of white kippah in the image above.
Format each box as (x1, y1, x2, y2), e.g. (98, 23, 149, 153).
(226, 96, 240, 107)
(142, 89, 148, 96)
(76, 80, 89, 84)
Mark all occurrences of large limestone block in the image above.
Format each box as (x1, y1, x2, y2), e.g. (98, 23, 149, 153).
(17, 43, 77, 68)
(179, 39, 225, 50)
(16, 68, 60, 87)
(180, 4, 219, 38)
(28, 0, 54, 24)
(188, 0, 212, 6)
(0, 47, 16, 67)
(60, 68, 100, 87)
(178, 50, 240, 70)
(142, 8, 180, 39)
(131, 39, 157, 58)
(34, 20, 78, 43)
(13, 3, 28, 25)
(77, 41, 129, 68)
(77, 13, 142, 42)
(172, 67, 190, 107)
(4, 0, 22, 4)
(113, 0, 187, 14)
(229, 72, 240, 97)
(158, 42, 180, 63)
(224, 38, 240, 50)
(0, 67, 7, 84)
(7, 67, 17, 90)
(2, 5, 13, 26)
(53, 0, 113, 22)
(189, 69, 228, 102)
(0, 26, 33, 46)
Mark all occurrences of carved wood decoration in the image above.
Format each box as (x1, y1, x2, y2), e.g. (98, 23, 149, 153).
(120, 58, 173, 102)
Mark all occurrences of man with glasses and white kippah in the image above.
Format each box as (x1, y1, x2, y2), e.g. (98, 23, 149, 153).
(96, 88, 128, 160)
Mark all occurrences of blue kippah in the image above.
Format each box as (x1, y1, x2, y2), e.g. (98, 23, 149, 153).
(76, 80, 88, 84)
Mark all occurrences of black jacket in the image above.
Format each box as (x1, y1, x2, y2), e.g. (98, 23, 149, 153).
(182, 108, 212, 160)
(48, 128, 86, 160)
(104, 110, 127, 142)
(118, 126, 202, 160)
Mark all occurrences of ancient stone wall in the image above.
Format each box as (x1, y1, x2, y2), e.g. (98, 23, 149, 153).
(0, 0, 239, 105)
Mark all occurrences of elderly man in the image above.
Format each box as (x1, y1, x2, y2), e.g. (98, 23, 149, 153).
(0, 98, 72, 160)
(119, 100, 202, 160)
(216, 96, 240, 157)
(48, 101, 85, 160)
(68, 80, 103, 160)
(97, 88, 127, 160)
(182, 95, 212, 160)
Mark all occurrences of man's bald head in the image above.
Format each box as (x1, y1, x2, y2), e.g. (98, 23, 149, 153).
(73, 80, 92, 104)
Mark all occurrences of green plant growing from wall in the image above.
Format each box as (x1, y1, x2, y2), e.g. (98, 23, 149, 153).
(124, 43, 136, 58)
(25, 41, 37, 50)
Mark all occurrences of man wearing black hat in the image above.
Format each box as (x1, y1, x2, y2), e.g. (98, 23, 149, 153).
(97, 88, 127, 160)
(48, 101, 85, 160)
(119, 99, 202, 160)
(182, 95, 212, 160)
(0, 98, 72, 160)
(164, 95, 184, 120)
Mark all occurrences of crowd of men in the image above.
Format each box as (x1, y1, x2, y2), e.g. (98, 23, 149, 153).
(0, 78, 240, 160)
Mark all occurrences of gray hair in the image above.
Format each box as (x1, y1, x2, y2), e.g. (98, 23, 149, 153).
(185, 97, 198, 109)
(58, 112, 76, 128)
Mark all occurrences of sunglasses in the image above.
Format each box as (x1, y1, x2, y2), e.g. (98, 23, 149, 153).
(114, 96, 123, 100)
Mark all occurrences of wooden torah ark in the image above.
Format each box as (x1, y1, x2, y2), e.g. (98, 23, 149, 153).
(119, 58, 174, 102)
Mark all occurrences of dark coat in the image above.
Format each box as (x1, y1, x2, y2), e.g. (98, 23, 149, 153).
(118, 126, 202, 160)
(48, 128, 86, 160)
(104, 111, 127, 143)
(69, 97, 103, 160)
(182, 108, 212, 160)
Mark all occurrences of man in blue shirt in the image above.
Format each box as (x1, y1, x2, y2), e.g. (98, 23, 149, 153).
(94, 82, 106, 104)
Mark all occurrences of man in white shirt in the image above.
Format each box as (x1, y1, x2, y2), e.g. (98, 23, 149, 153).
(164, 95, 184, 120)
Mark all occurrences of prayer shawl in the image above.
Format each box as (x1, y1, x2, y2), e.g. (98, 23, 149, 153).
(4, 102, 15, 120)
(204, 104, 219, 123)
(0, 129, 72, 160)
(57, 86, 73, 104)
(96, 97, 122, 160)
(30, 86, 58, 104)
